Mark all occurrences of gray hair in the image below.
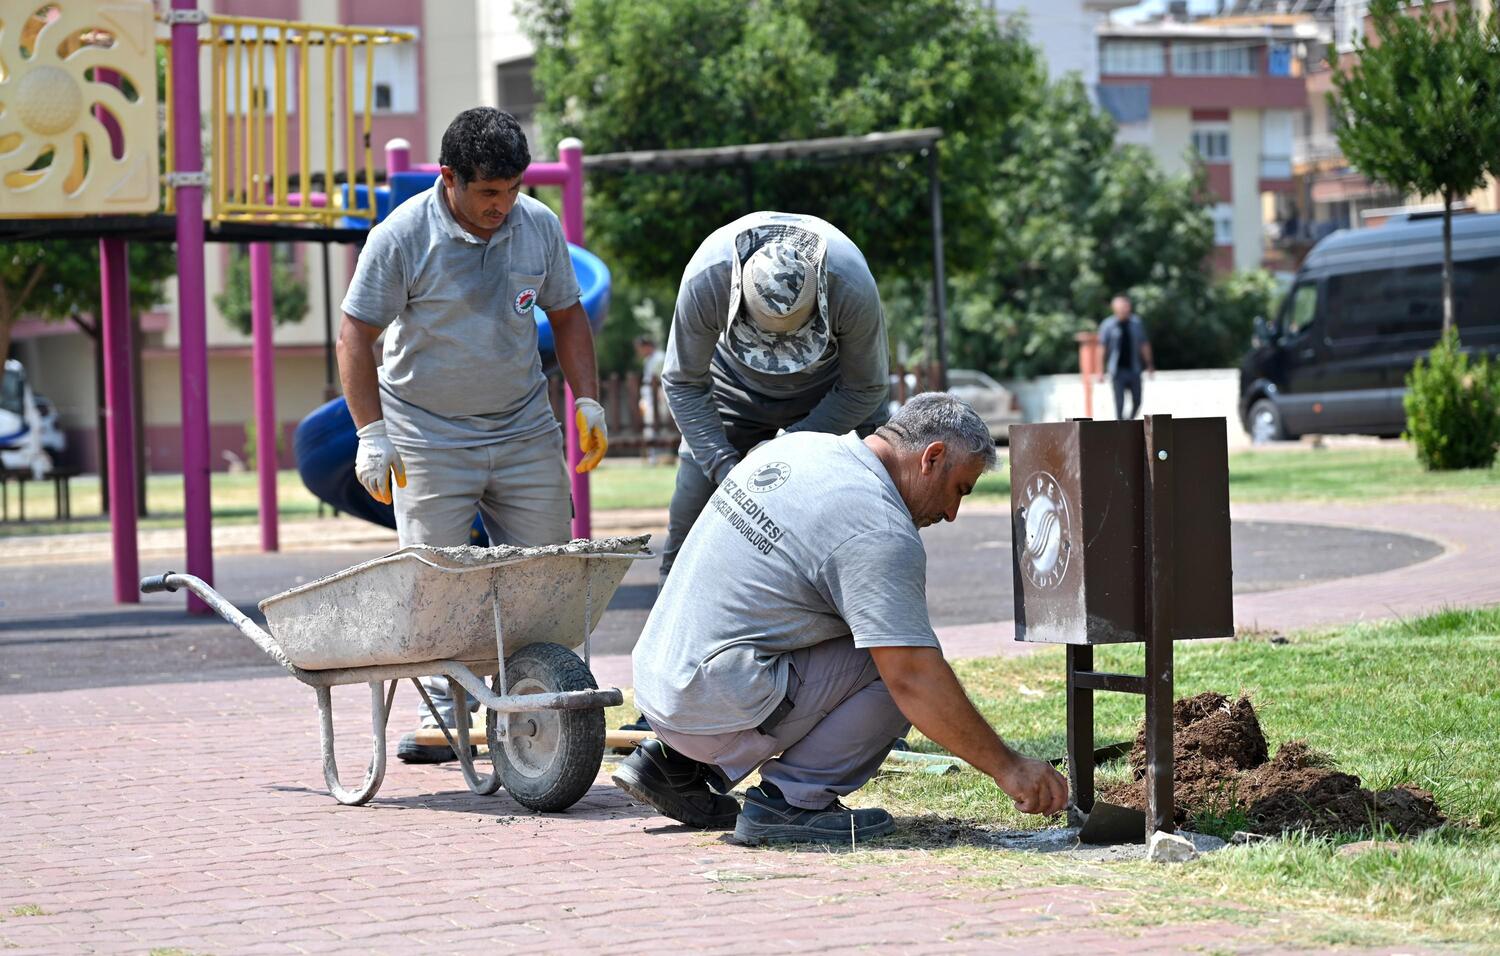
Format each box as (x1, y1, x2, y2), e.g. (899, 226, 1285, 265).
(877, 392, 998, 471)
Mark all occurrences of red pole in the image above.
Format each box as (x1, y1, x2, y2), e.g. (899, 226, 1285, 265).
(250, 243, 279, 551)
(559, 138, 590, 539)
(100, 238, 139, 603)
(1075, 331, 1101, 420)
(172, 0, 213, 612)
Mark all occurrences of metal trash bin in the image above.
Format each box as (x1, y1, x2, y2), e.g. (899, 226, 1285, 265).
(1009, 415, 1234, 838)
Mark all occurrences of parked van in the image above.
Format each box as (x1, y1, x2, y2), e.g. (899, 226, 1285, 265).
(1, 358, 65, 477)
(1238, 212, 1500, 442)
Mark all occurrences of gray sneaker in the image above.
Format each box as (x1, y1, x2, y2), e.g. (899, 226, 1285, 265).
(734, 783, 894, 846)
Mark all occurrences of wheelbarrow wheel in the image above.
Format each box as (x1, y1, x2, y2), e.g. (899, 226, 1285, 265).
(493, 642, 605, 813)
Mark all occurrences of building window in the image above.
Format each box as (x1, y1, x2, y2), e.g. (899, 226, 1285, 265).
(1212, 203, 1234, 246)
(496, 56, 539, 137)
(351, 29, 420, 115)
(1101, 40, 1165, 76)
(1172, 42, 1255, 76)
(1192, 124, 1231, 163)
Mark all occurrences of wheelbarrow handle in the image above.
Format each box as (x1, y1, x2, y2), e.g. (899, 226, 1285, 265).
(140, 572, 181, 593)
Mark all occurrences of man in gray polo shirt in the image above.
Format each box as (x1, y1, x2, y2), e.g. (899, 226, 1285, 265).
(337, 108, 607, 763)
(612, 394, 1069, 844)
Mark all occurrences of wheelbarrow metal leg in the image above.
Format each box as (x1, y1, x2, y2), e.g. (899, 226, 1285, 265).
(316, 680, 394, 806)
(450, 678, 502, 796)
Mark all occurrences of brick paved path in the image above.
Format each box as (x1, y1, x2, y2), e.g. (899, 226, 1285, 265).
(5, 500, 1495, 953)
(0, 678, 1430, 955)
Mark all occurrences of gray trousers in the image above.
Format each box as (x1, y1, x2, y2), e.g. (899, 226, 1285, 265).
(660, 396, 887, 588)
(394, 427, 573, 726)
(650, 637, 911, 811)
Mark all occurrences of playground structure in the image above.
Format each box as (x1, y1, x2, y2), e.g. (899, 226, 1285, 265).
(1, 1, 603, 611)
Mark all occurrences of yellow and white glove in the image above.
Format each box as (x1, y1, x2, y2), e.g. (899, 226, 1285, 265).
(354, 420, 407, 504)
(574, 397, 608, 473)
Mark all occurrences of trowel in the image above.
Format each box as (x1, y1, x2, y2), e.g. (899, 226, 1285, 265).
(1076, 799, 1147, 844)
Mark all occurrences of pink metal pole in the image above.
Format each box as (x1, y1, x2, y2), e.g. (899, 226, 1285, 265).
(250, 244, 279, 551)
(99, 238, 139, 603)
(172, 0, 213, 613)
(385, 138, 411, 174)
(558, 138, 589, 539)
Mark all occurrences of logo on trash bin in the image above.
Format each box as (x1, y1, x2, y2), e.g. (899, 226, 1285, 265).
(1020, 471, 1072, 589)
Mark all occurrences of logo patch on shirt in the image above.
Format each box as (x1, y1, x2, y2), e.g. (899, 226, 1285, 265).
(514, 288, 538, 315)
(747, 461, 790, 493)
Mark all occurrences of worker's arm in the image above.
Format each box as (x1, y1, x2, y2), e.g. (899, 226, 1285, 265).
(869, 645, 1069, 816)
(549, 301, 600, 402)
(663, 265, 739, 483)
(1142, 339, 1156, 376)
(786, 276, 890, 436)
(337, 314, 385, 428)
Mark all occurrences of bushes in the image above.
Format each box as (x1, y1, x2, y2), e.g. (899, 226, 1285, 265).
(1404, 329, 1500, 471)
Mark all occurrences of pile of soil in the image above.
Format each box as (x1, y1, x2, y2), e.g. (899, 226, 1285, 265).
(1099, 692, 1445, 836)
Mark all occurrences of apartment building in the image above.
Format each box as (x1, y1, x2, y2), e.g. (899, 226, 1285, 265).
(1097, 18, 1316, 273)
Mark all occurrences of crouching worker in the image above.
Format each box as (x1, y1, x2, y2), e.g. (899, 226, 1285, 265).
(612, 393, 1069, 844)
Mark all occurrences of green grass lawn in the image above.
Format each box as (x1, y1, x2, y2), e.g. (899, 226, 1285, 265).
(5, 444, 1496, 538)
(814, 608, 1500, 948)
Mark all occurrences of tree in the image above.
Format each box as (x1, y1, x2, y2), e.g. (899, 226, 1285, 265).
(521, 0, 1041, 287)
(0, 240, 176, 379)
(918, 77, 1232, 377)
(1332, 0, 1500, 332)
(213, 246, 310, 337)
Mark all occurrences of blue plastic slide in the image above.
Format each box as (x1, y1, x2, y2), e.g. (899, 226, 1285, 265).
(294, 243, 611, 537)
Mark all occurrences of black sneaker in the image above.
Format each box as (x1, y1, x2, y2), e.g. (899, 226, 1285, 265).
(610, 738, 740, 829)
(733, 782, 894, 846)
(397, 732, 457, 764)
(619, 714, 653, 732)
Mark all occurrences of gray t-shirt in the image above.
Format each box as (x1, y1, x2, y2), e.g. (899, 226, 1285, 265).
(341, 183, 581, 448)
(632, 431, 940, 736)
(664, 212, 890, 482)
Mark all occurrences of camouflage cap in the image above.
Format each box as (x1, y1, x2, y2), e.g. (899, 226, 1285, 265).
(725, 219, 831, 375)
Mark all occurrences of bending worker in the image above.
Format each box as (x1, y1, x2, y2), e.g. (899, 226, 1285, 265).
(337, 107, 607, 764)
(658, 210, 891, 586)
(613, 394, 1069, 844)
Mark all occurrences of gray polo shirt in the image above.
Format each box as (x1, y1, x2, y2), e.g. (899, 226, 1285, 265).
(664, 212, 890, 481)
(341, 182, 581, 448)
(632, 431, 940, 736)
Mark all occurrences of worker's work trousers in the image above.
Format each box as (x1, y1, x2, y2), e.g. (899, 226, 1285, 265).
(393, 427, 573, 727)
(660, 398, 887, 589)
(649, 637, 911, 811)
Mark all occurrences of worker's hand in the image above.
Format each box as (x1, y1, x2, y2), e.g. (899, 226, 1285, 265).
(354, 420, 406, 504)
(711, 457, 739, 485)
(574, 397, 608, 473)
(994, 755, 1070, 816)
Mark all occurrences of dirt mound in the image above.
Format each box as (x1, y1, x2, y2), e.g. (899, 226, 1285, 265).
(1100, 692, 1445, 836)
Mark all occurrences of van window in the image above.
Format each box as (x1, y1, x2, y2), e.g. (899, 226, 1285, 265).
(1326, 257, 1500, 337)
(1284, 283, 1319, 336)
(1, 370, 23, 417)
(1326, 264, 1443, 338)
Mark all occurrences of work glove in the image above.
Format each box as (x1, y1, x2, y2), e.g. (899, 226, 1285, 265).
(574, 397, 608, 473)
(354, 420, 406, 504)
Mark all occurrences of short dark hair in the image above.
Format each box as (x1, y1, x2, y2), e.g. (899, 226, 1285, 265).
(439, 108, 530, 185)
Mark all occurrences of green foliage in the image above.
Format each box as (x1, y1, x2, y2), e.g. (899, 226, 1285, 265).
(521, 0, 1040, 284)
(213, 248, 309, 337)
(1403, 328, 1500, 471)
(1332, 0, 1500, 329)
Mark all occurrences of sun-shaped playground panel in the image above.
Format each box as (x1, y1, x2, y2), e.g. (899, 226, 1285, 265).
(1, 1, 158, 216)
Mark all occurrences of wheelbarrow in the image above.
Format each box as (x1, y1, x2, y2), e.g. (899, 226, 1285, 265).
(140, 535, 651, 811)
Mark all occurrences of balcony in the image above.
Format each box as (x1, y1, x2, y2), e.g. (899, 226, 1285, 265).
(1293, 135, 1344, 169)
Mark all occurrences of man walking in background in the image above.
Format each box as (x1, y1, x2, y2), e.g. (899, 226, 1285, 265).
(1097, 294, 1154, 420)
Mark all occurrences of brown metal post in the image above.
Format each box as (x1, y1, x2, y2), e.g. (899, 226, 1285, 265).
(1143, 414, 1176, 836)
(1066, 644, 1095, 827)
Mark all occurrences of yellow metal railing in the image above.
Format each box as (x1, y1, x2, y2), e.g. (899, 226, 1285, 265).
(160, 16, 414, 226)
